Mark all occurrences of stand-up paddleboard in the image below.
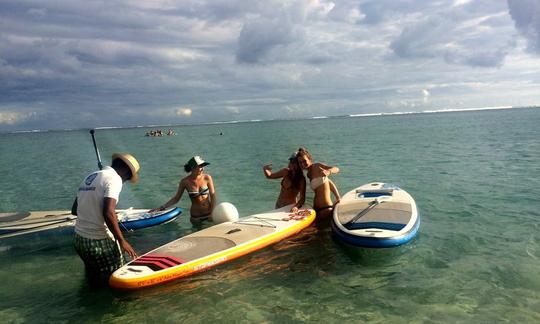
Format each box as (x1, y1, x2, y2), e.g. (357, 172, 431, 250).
(116, 208, 182, 231)
(0, 207, 182, 239)
(110, 205, 316, 290)
(332, 183, 419, 248)
(0, 211, 76, 239)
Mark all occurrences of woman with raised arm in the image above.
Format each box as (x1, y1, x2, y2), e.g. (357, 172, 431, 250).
(263, 152, 306, 212)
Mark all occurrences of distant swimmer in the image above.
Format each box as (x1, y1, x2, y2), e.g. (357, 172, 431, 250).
(145, 130, 161, 137)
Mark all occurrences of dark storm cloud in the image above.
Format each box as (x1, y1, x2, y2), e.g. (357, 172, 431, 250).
(508, 0, 540, 54)
(236, 16, 303, 64)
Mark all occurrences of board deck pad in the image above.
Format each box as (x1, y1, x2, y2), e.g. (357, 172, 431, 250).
(0, 212, 34, 223)
(337, 201, 412, 228)
(110, 205, 316, 289)
(157, 236, 237, 261)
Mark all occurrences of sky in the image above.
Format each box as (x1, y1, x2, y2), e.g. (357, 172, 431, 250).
(1, 0, 539, 131)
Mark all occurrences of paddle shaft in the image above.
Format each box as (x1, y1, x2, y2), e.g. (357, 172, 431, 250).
(90, 129, 103, 170)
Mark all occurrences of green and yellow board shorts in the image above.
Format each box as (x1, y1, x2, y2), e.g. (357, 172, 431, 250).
(74, 232, 125, 283)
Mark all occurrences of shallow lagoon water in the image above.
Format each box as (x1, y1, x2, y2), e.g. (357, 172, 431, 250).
(1, 108, 540, 322)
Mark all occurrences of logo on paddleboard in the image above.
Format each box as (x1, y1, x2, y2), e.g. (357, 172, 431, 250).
(85, 173, 98, 185)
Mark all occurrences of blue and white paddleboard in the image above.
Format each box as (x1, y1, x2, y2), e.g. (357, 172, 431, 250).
(0, 207, 182, 239)
(332, 182, 419, 248)
(116, 207, 181, 231)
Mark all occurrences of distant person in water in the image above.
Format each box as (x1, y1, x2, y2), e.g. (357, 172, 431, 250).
(71, 153, 140, 286)
(296, 147, 340, 221)
(145, 129, 166, 137)
(150, 156, 216, 226)
(263, 152, 306, 212)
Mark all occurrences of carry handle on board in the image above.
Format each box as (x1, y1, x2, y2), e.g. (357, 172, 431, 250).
(90, 129, 103, 170)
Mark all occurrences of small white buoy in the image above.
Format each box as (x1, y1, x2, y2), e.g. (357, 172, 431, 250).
(212, 202, 239, 224)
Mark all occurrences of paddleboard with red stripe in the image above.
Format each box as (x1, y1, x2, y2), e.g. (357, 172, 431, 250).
(109, 204, 315, 289)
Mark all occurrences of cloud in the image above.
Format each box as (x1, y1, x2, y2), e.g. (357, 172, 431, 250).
(358, 0, 425, 25)
(508, 0, 540, 54)
(176, 107, 193, 117)
(0, 111, 36, 125)
(226, 106, 240, 113)
(328, 2, 364, 24)
(236, 16, 303, 64)
(235, 0, 337, 64)
(453, 0, 473, 7)
(444, 47, 510, 67)
(422, 89, 430, 103)
(390, 5, 514, 68)
(390, 17, 449, 59)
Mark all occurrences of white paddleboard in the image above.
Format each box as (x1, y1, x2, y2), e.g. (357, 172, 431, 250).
(332, 182, 420, 248)
(0, 208, 181, 239)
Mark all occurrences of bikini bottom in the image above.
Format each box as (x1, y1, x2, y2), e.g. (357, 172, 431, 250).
(314, 205, 333, 214)
(190, 213, 212, 226)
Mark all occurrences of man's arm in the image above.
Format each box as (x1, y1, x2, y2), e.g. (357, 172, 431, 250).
(103, 197, 138, 259)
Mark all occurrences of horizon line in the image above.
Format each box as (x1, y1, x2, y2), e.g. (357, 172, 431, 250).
(4, 105, 539, 134)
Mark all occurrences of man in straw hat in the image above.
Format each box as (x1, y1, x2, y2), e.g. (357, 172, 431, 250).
(71, 153, 140, 285)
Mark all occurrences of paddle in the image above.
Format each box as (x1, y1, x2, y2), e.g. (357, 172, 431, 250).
(90, 129, 103, 170)
(89, 131, 134, 230)
(344, 196, 388, 225)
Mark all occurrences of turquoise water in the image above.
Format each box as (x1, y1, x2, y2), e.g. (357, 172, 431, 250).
(1, 108, 540, 322)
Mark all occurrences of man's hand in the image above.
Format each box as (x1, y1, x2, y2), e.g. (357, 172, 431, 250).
(120, 240, 138, 259)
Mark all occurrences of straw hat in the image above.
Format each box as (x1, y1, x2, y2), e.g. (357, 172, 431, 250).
(112, 153, 140, 183)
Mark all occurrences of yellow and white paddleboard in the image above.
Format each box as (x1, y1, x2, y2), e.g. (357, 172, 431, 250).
(109, 205, 316, 290)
